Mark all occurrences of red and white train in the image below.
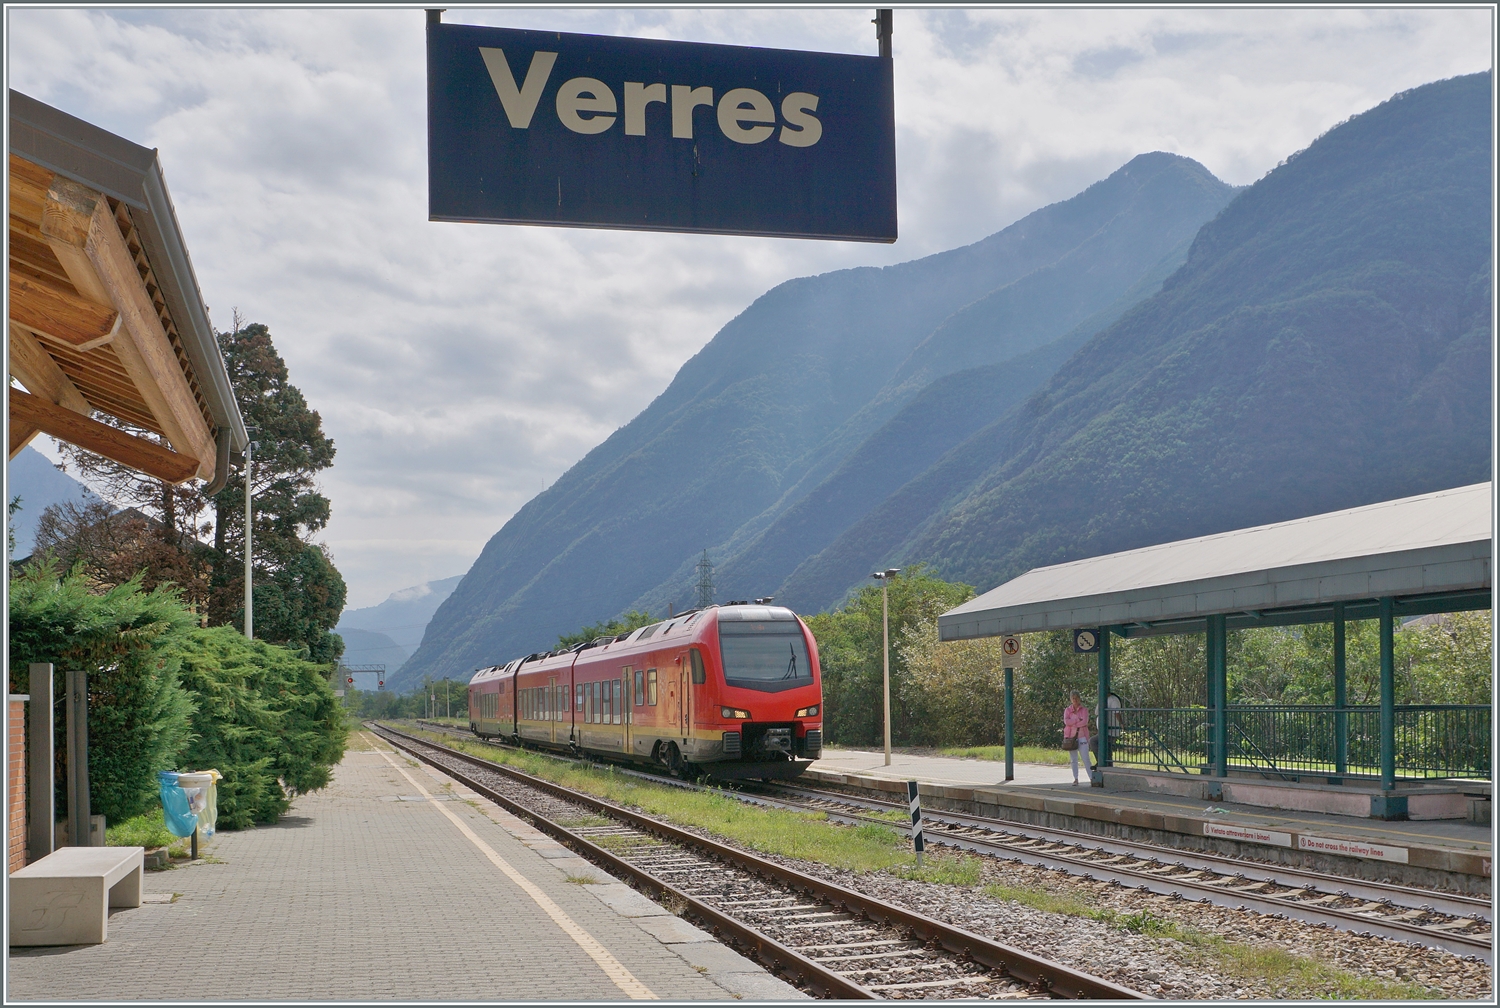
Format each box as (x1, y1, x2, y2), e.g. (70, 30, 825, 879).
(468, 603, 823, 778)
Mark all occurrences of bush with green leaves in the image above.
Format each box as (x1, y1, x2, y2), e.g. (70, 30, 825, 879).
(171, 626, 347, 828)
(10, 563, 347, 829)
(8, 562, 195, 823)
(803, 566, 974, 746)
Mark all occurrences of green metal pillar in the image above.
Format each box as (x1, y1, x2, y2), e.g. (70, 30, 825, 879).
(1096, 629, 1111, 773)
(1333, 601, 1347, 777)
(1208, 614, 1228, 777)
(1003, 667, 1015, 782)
(1379, 596, 1396, 791)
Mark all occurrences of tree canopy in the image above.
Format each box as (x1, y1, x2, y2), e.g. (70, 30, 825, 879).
(30, 319, 346, 661)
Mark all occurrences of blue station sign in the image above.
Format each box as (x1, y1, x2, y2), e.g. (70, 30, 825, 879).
(427, 21, 897, 242)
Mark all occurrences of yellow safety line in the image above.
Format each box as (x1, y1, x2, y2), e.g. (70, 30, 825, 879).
(369, 736, 657, 1000)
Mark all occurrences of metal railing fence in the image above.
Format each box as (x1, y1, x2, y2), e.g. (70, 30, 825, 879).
(1107, 704, 1490, 780)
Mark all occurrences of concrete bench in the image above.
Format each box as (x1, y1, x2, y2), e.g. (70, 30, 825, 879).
(9, 847, 144, 946)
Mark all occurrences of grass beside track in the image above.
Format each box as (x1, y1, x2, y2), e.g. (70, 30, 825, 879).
(401, 726, 927, 872)
(398, 724, 1440, 1001)
(981, 883, 1438, 1000)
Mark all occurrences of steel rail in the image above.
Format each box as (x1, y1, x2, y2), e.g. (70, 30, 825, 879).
(739, 785, 1493, 961)
(763, 782, 1491, 917)
(375, 722, 1145, 1000)
(376, 723, 872, 999)
(411, 721, 1491, 960)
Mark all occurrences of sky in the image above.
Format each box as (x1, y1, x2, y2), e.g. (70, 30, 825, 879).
(6, 5, 1492, 608)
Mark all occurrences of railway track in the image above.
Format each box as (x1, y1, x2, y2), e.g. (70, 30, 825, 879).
(371, 722, 1145, 1000)
(739, 782, 1494, 962)
(407, 719, 1492, 963)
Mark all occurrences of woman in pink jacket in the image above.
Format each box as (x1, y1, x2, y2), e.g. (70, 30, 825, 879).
(1063, 691, 1094, 785)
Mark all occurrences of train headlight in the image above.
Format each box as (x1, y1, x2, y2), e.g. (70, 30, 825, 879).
(720, 706, 751, 719)
(795, 705, 820, 718)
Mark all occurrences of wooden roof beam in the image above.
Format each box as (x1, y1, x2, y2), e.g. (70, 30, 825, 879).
(9, 388, 199, 483)
(7, 269, 121, 351)
(9, 322, 91, 415)
(42, 174, 217, 481)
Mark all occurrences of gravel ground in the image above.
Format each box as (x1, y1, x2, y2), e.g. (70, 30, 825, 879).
(399, 728, 1491, 1000)
(747, 845, 1494, 1000)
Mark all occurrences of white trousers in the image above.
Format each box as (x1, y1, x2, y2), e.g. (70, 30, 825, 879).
(1069, 741, 1094, 780)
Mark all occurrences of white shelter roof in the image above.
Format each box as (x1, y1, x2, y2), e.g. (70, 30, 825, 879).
(939, 483, 1492, 641)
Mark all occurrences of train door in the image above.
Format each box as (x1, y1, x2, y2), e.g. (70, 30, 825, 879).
(547, 676, 557, 744)
(621, 666, 633, 756)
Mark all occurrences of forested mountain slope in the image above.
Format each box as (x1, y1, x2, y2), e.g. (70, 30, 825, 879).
(781, 72, 1492, 609)
(404, 153, 1235, 677)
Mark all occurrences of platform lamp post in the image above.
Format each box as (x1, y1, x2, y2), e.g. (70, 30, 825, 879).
(871, 569, 901, 766)
(243, 437, 258, 639)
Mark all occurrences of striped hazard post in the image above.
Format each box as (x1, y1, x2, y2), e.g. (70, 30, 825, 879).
(906, 780, 924, 866)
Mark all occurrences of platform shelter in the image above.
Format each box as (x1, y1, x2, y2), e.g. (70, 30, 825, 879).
(8, 89, 248, 482)
(938, 483, 1491, 818)
(8, 92, 249, 873)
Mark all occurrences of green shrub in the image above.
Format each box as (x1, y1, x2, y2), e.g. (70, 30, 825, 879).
(8, 563, 195, 822)
(170, 627, 346, 827)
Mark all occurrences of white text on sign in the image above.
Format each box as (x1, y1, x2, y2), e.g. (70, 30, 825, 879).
(481, 49, 823, 147)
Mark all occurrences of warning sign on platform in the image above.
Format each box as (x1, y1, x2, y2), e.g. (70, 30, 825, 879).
(1297, 834, 1409, 863)
(1202, 822, 1292, 847)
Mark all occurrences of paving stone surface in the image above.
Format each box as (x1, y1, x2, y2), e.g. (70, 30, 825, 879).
(7, 733, 803, 1001)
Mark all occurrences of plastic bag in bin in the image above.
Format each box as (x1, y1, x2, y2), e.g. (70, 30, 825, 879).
(157, 770, 198, 838)
(175, 770, 221, 837)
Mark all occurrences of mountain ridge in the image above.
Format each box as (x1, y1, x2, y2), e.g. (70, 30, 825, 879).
(404, 151, 1239, 677)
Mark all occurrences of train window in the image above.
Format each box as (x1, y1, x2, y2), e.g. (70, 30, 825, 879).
(576, 684, 584, 711)
(717, 621, 814, 693)
(646, 669, 658, 706)
(634, 669, 644, 705)
(557, 685, 567, 721)
(689, 648, 706, 685)
(591, 681, 601, 723)
(614, 679, 624, 724)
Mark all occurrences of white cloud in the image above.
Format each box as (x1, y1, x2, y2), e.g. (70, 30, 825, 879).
(7, 6, 1489, 606)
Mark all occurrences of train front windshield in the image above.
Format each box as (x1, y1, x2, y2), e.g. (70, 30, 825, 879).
(718, 621, 814, 692)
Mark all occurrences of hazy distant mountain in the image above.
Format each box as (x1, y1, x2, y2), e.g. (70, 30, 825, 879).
(336, 575, 462, 690)
(782, 72, 1491, 607)
(6, 447, 102, 557)
(336, 628, 410, 672)
(404, 153, 1238, 679)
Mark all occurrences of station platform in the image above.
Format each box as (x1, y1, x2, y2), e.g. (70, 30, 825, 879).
(7, 731, 804, 1002)
(807, 748, 1492, 894)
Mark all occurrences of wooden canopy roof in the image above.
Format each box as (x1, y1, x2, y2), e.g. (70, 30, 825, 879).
(8, 90, 247, 485)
